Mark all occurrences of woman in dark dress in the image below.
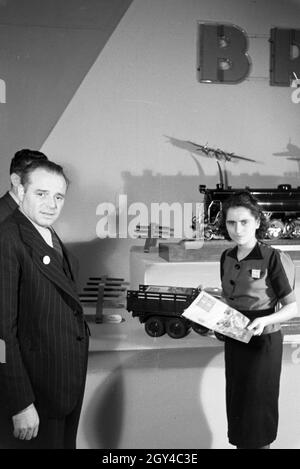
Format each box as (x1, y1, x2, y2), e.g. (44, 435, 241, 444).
(220, 191, 298, 449)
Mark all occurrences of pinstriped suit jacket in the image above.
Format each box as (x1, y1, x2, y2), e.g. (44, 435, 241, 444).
(0, 191, 18, 224)
(0, 209, 89, 418)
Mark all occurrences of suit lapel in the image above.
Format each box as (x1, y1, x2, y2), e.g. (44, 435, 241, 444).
(14, 210, 82, 311)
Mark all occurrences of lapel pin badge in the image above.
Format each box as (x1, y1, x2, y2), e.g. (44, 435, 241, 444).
(251, 269, 261, 279)
(42, 255, 51, 265)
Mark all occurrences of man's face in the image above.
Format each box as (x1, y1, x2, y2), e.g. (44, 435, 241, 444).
(18, 168, 67, 228)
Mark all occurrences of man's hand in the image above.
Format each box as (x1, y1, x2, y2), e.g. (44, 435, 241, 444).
(12, 403, 39, 440)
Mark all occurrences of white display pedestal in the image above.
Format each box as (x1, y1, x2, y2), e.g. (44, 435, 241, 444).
(130, 243, 300, 295)
(130, 245, 221, 290)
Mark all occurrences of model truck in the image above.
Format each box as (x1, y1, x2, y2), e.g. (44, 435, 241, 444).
(126, 284, 224, 340)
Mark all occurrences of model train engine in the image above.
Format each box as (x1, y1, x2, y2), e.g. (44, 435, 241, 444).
(126, 284, 224, 340)
(200, 183, 300, 240)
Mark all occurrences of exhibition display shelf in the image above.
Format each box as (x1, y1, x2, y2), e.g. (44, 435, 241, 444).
(85, 304, 300, 352)
(158, 239, 300, 262)
(84, 306, 224, 352)
(82, 242, 300, 352)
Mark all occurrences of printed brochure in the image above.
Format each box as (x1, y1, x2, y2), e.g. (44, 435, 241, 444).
(182, 290, 253, 343)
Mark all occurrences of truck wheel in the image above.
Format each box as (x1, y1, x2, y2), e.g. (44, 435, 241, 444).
(166, 318, 188, 339)
(214, 331, 225, 341)
(191, 323, 209, 335)
(145, 317, 165, 337)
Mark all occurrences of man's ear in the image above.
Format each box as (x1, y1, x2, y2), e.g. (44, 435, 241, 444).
(10, 172, 21, 188)
(17, 184, 25, 203)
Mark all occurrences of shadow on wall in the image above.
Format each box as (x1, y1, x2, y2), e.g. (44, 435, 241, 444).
(273, 140, 300, 174)
(121, 169, 300, 207)
(83, 361, 125, 449)
(81, 346, 224, 449)
(65, 238, 141, 291)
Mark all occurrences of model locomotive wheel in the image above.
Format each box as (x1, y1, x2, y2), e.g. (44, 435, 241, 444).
(214, 331, 226, 341)
(204, 227, 214, 240)
(165, 318, 188, 339)
(144, 316, 165, 337)
(287, 219, 300, 239)
(266, 219, 285, 239)
(191, 323, 210, 335)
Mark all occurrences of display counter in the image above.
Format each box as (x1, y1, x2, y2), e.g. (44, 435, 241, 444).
(85, 307, 222, 352)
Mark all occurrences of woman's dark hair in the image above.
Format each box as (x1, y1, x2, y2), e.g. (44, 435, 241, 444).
(219, 190, 269, 240)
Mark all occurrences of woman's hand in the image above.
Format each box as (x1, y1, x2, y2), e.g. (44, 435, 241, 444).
(247, 317, 268, 336)
(247, 302, 298, 336)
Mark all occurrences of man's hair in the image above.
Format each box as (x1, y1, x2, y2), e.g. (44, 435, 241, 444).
(219, 190, 269, 240)
(10, 149, 48, 175)
(20, 159, 70, 188)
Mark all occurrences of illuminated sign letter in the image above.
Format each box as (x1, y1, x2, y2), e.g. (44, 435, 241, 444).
(270, 28, 300, 86)
(197, 22, 251, 84)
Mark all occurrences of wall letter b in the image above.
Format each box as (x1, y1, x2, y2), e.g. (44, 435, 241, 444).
(197, 22, 251, 84)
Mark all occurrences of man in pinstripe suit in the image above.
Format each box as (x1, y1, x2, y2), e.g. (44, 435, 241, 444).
(0, 149, 48, 224)
(0, 159, 89, 449)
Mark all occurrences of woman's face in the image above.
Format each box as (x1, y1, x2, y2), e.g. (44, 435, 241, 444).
(225, 206, 260, 247)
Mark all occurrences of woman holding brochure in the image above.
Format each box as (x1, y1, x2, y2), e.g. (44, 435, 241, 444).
(219, 191, 298, 449)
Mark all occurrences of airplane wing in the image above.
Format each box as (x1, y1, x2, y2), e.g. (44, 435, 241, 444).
(166, 137, 208, 154)
(231, 155, 257, 162)
(169, 137, 257, 162)
(186, 140, 209, 153)
(273, 151, 294, 156)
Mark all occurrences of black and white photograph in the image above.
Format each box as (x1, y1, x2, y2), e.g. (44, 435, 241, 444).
(0, 0, 300, 452)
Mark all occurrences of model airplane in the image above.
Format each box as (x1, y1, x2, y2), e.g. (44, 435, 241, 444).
(186, 140, 257, 163)
(165, 136, 257, 163)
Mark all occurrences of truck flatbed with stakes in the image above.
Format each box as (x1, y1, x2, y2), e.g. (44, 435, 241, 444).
(126, 284, 224, 340)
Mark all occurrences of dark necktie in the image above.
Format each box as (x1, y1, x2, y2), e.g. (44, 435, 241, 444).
(49, 228, 63, 258)
(49, 228, 73, 280)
